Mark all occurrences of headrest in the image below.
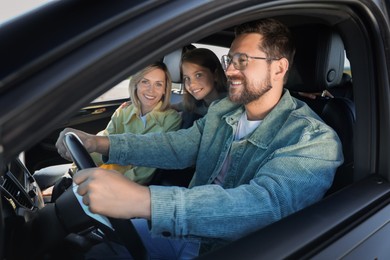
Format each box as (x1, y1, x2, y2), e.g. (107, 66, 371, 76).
(285, 26, 345, 93)
(163, 48, 184, 83)
(163, 45, 196, 83)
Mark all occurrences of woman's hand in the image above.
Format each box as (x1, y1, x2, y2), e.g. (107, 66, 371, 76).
(298, 90, 334, 99)
(119, 101, 131, 109)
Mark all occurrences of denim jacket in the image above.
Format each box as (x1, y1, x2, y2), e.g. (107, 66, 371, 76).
(106, 90, 344, 251)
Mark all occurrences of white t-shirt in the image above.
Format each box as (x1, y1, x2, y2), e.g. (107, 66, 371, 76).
(214, 112, 262, 185)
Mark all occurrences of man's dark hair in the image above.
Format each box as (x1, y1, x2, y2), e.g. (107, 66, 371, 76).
(235, 18, 295, 82)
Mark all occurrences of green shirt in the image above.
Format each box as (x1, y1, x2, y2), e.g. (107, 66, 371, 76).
(92, 101, 181, 184)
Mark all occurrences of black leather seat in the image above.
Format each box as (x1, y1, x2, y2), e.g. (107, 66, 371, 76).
(286, 25, 355, 195)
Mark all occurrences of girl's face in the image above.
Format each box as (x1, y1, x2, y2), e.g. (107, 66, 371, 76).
(182, 62, 216, 101)
(137, 68, 166, 115)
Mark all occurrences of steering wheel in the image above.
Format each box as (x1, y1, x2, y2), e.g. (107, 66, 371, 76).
(55, 132, 147, 260)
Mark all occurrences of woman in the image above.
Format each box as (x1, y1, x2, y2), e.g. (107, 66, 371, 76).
(92, 61, 182, 184)
(172, 48, 228, 128)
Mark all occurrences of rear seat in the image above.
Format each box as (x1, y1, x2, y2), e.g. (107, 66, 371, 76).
(329, 72, 353, 100)
(148, 46, 198, 186)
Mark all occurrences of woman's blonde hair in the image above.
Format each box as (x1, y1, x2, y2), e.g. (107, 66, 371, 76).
(129, 62, 172, 111)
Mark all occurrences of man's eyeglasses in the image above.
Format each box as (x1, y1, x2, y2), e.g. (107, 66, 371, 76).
(221, 53, 281, 71)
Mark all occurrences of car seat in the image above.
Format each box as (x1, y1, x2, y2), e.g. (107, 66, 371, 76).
(147, 46, 199, 186)
(285, 25, 355, 195)
(163, 44, 200, 129)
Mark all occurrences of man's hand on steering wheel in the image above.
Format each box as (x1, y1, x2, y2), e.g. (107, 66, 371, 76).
(73, 168, 151, 219)
(56, 128, 109, 161)
(56, 128, 90, 161)
(61, 132, 149, 260)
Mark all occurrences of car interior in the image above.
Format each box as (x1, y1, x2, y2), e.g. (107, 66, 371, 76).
(9, 21, 355, 254)
(31, 20, 356, 194)
(148, 23, 356, 194)
(4, 0, 389, 258)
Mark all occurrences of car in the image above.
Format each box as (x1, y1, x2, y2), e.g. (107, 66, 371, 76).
(1, 0, 390, 259)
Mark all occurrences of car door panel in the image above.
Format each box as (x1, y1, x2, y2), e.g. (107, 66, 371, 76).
(24, 100, 124, 173)
(313, 203, 390, 259)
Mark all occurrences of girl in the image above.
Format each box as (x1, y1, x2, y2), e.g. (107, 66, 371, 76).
(173, 48, 227, 128)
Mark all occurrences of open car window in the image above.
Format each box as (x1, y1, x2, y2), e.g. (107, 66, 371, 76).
(93, 78, 130, 103)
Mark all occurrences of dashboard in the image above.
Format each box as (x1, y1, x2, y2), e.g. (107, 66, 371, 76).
(1, 158, 44, 215)
(0, 157, 103, 259)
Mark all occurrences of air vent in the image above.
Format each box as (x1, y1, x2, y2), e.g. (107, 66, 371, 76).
(2, 174, 33, 209)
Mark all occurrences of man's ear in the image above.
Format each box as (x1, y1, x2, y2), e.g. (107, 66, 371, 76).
(272, 57, 289, 81)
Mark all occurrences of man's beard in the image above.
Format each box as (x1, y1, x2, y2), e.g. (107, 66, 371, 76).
(228, 70, 272, 105)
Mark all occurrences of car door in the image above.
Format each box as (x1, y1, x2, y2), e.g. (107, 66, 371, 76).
(1, 0, 390, 259)
(23, 87, 127, 173)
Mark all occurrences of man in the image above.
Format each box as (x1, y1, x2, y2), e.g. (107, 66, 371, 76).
(56, 18, 343, 258)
